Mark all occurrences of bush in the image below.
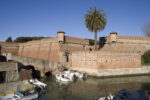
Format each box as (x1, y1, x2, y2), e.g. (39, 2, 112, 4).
(141, 50, 150, 65)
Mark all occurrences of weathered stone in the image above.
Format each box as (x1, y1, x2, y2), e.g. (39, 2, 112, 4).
(0, 62, 19, 83)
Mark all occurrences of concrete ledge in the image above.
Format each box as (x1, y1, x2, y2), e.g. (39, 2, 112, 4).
(70, 66, 150, 77)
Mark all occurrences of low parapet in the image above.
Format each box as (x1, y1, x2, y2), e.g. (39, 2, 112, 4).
(0, 42, 19, 55)
(65, 36, 89, 45)
(0, 42, 19, 47)
(105, 32, 150, 44)
(117, 35, 150, 40)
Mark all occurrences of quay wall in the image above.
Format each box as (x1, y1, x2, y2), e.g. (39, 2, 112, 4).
(70, 66, 150, 77)
(0, 62, 19, 82)
(68, 51, 150, 77)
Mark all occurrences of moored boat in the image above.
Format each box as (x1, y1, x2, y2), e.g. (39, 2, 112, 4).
(98, 93, 114, 100)
(55, 70, 87, 82)
(29, 79, 47, 88)
(55, 73, 73, 82)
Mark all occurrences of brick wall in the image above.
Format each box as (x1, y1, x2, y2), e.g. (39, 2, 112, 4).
(99, 44, 145, 54)
(0, 42, 19, 55)
(18, 35, 89, 62)
(65, 36, 89, 45)
(69, 51, 141, 70)
(18, 38, 61, 61)
(105, 34, 150, 52)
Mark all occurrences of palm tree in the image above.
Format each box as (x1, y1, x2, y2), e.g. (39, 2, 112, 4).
(85, 7, 106, 50)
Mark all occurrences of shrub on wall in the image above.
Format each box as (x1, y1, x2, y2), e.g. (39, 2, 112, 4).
(141, 50, 150, 65)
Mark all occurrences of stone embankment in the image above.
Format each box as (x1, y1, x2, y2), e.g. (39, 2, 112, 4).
(70, 66, 150, 77)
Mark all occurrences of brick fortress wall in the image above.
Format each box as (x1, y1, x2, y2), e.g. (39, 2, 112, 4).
(17, 31, 89, 62)
(1, 31, 150, 74)
(0, 42, 19, 55)
(100, 32, 150, 54)
(69, 51, 141, 70)
(18, 37, 60, 61)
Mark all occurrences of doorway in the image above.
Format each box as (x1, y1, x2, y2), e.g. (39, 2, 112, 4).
(0, 71, 6, 83)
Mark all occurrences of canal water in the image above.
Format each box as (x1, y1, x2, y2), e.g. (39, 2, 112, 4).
(39, 75, 150, 100)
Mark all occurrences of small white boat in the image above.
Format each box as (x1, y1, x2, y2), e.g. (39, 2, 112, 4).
(98, 94, 114, 100)
(55, 73, 73, 82)
(62, 71, 76, 80)
(29, 79, 47, 88)
(74, 72, 86, 79)
(55, 70, 87, 82)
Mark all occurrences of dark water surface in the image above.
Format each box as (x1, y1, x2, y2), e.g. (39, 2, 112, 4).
(39, 75, 150, 100)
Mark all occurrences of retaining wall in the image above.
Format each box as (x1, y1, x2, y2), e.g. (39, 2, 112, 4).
(0, 62, 19, 82)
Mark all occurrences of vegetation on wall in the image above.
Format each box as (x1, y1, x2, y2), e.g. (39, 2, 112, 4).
(141, 50, 150, 65)
(14, 37, 45, 43)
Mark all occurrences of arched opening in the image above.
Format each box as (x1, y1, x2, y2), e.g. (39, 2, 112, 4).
(19, 65, 41, 80)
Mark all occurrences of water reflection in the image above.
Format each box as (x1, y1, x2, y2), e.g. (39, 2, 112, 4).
(39, 75, 150, 100)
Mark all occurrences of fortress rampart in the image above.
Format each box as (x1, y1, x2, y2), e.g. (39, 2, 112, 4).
(103, 32, 150, 52)
(17, 31, 89, 62)
(1, 31, 150, 76)
(0, 42, 19, 55)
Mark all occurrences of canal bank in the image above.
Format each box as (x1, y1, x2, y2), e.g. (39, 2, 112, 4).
(70, 66, 150, 77)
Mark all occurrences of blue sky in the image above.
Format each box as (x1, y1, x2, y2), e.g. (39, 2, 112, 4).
(0, 0, 150, 41)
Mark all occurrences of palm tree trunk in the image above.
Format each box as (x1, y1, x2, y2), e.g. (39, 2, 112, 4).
(94, 32, 97, 51)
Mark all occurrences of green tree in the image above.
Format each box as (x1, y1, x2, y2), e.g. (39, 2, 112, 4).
(85, 7, 106, 50)
(5, 36, 13, 42)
